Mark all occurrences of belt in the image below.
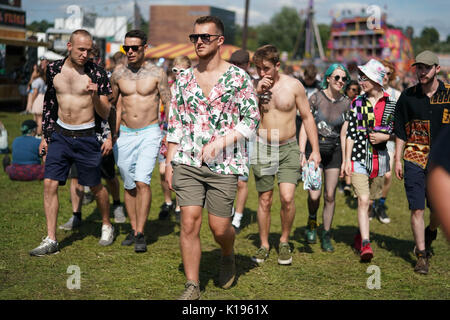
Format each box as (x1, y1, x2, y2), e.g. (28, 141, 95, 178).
(54, 124, 96, 137)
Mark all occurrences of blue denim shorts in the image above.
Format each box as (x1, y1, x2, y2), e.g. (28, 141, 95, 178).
(113, 124, 161, 190)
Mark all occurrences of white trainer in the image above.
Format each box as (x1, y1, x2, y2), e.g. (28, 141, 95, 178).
(99, 224, 115, 246)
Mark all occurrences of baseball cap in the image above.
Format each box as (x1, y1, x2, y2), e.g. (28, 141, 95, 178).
(230, 49, 249, 66)
(358, 59, 386, 87)
(412, 50, 439, 67)
(21, 119, 37, 134)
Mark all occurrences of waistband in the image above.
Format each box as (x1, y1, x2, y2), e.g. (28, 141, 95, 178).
(54, 123, 96, 137)
(120, 123, 159, 133)
(256, 135, 297, 147)
(57, 118, 95, 130)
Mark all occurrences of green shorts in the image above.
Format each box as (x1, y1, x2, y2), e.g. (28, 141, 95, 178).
(172, 163, 238, 218)
(252, 139, 301, 192)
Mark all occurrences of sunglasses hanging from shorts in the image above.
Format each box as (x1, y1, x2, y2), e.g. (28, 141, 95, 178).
(123, 45, 144, 52)
(189, 34, 222, 44)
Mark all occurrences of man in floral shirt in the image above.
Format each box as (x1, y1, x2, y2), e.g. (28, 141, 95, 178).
(165, 16, 259, 300)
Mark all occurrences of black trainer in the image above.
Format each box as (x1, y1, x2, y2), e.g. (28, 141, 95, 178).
(134, 232, 147, 253)
(121, 229, 135, 246)
(376, 203, 390, 224)
(159, 203, 174, 220)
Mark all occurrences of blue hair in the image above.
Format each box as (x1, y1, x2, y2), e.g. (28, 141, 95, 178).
(321, 63, 351, 90)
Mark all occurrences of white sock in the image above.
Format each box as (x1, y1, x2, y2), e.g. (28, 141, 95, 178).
(232, 212, 243, 228)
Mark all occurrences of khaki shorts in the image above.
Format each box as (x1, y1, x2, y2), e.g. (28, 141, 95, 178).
(351, 173, 384, 200)
(172, 163, 238, 218)
(252, 139, 301, 192)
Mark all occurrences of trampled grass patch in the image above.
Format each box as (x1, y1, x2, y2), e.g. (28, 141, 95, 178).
(0, 111, 448, 300)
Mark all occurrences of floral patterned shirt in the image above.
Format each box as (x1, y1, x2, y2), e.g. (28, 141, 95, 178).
(42, 57, 112, 143)
(167, 65, 259, 176)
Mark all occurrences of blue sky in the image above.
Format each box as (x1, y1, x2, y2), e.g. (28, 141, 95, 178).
(22, 0, 450, 40)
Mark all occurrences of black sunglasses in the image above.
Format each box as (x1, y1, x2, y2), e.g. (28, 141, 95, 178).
(123, 45, 144, 52)
(172, 67, 185, 74)
(189, 33, 222, 44)
(333, 75, 348, 82)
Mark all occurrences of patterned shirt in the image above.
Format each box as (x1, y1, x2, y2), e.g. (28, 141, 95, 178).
(167, 65, 259, 176)
(42, 57, 112, 143)
(346, 92, 396, 177)
(394, 80, 450, 169)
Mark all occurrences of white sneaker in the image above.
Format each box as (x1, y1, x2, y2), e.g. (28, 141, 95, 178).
(99, 224, 115, 246)
(113, 205, 126, 223)
(232, 212, 243, 229)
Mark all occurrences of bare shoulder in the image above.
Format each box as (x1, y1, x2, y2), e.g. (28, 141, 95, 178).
(141, 61, 165, 79)
(111, 64, 127, 82)
(280, 74, 306, 94)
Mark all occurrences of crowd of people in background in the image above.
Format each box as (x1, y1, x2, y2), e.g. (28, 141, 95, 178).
(1, 15, 449, 300)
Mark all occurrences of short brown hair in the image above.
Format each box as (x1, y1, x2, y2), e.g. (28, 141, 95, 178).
(253, 44, 280, 66)
(69, 29, 92, 43)
(194, 16, 224, 35)
(381, 59, 396, 81)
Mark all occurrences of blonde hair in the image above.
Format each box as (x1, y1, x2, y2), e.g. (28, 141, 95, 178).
(173, 55, 192, 68)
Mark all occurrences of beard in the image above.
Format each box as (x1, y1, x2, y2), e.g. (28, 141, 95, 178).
(418, 69, 436, 85)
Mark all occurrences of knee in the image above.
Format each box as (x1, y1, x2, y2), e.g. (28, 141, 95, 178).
(89, 184, 105, 195)
(323, 192, 335, 204)
(358, 196, 370, 208)
(135, 181, 150, 191)
(280, 193, 295, 208)
(237, 180, 247, 190)
(259, 194, 273, 211)
(44, 179, 59, 193)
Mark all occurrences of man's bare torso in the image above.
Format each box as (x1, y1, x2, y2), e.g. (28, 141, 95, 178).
(53, 64, 95, 125)
(258, 74, 299, 142)
(113, 61, 163, 129)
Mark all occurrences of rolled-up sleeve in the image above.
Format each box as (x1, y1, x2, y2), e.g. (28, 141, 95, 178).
(167, 80, 184, 144)
(234, 74, 259, 139)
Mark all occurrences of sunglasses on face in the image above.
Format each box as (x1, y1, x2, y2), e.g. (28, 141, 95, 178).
(333, 75, 348, 82)
(189, 33, 221, 44)
(172, 67, 185, 74)
(123, 45, 144, 52)
(386, 72, 392, 76)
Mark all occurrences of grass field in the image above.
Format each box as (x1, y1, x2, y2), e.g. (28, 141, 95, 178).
(0, 111, 448, 300)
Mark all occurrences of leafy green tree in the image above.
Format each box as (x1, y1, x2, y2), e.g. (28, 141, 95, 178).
(26, 20, 54, 33)
(255, 7, 303, 55)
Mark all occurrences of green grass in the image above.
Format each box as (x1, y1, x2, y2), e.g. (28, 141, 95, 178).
(0, 111, 449, 300)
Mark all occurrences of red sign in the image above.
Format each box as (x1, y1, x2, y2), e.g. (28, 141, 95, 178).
(0, 9, 25, 28)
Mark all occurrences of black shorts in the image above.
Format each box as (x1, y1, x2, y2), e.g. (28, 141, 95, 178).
(306, 144, 342, 170)
(404, 160, 431, 211)
(100, 153, 116, 180)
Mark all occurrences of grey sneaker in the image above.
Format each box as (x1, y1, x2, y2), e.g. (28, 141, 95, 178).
(59, 215, 82, 230)
(82, 192, 95, 205)
(278, 242, 292, 265)
(251, 246, 269, 264)
(30, 237, 60, 257)
(98, 224, 115, 246)
(113, 204, 126, 223)
(121, 229, 135, 246)
(178, 281, 200, 300)
(219, 253, 236, 289)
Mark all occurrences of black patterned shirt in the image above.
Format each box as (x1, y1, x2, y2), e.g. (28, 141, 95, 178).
(42, 57, 112, 143)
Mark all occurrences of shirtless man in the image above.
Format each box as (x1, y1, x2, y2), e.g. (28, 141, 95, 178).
(111, 30, 171, 253)
(251, 44, 321, 265)
(30, 29, 113, 256)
